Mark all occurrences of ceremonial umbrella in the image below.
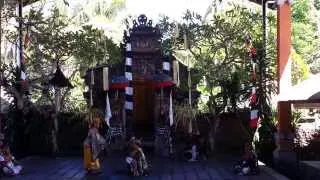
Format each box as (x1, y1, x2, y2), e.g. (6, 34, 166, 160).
(109, 75, 129, 100)
(149, 73, 174, 89)
(110, 76, 129, 89)
(49, 66, 72, 88)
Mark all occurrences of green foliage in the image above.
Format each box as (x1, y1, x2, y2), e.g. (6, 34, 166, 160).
(292, 50, 310, 85)
(70, 0, 126, 26)
(3, 3, 122, 111)
(6, 108, 87, 156)
(315, 0, 320, 10)
(255, 110, 277, 165)
(73, 25, 121, 74)
(291, 0, 320, 74)
(292, 0, 311, 23)
(182, 6, 271, 113)
(291, 110, 302, 131)
(292, 22, 317, 58)
(157, 5, 276, 115)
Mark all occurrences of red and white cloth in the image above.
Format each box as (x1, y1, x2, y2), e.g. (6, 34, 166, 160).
(245, 34, 259, 128)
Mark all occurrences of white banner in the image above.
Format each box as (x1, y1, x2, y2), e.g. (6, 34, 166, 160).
(125, 87, 133, 96)
(163, 62, 170, 71)
(125, 101, 133, 110)
(125, 72, 132, 81)
(105, 93, 112, 126)
(126, 43, 132, 51)
(125, 57, 132, 66)
(103, 67, 109, 91)
(169, 91, 174, 126)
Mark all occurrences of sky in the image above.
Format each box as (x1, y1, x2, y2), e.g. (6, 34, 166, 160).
(60, 0, 213, 23)
(125, 0, 213, 22)
(22, 0, 213, 42)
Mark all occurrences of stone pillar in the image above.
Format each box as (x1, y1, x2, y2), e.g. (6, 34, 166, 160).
(274, 101, 295, 161)
(274, 2, 296, 162)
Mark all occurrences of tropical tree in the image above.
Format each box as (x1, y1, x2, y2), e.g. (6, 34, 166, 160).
(73, 25, 121, 75)
(291, 0, 320, 76)
(1, 1, 122, 153)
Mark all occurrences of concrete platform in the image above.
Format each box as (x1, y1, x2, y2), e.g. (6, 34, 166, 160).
(2, 154, 290, 180)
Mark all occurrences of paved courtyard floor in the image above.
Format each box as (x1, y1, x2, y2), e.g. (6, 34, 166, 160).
(3, 153, 289, 180)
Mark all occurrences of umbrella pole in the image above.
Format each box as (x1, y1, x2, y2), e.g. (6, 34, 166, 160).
(188, 68, 191, 107)
(161, 87, 164, 103)
(116, 89, 119, 99)
(160, 87, 163, 125)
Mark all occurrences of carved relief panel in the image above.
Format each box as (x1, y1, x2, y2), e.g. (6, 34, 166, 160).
(132, 57, 156, 78)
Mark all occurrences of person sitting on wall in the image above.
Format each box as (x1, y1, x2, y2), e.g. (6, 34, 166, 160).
(0, 134, 23, 176)
(233, 142, 259, 176)
(83, 116, 106, 174)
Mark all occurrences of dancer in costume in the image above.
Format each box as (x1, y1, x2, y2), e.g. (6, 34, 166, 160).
(83, 117, 106, 173)
(0, 134, 23, 176)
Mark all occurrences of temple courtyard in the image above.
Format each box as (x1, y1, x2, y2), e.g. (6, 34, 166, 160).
(3, 153, 289, 180)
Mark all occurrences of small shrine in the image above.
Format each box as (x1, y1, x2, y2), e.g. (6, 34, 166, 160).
(83, 15, 175, 155)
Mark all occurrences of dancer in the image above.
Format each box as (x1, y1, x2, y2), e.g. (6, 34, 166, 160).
(83, 117, 106, 173)
(233, 143, 259, 175)
(125, 137, 149, 176)
(0, 134, 23, 176)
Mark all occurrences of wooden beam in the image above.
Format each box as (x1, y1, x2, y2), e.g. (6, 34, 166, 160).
(274, 2, 296, 162)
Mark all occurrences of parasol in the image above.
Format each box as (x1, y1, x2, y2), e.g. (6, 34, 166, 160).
(49, 66, 73, 88)
(149, 73, 174, 89)
(110, 76, 129, 89)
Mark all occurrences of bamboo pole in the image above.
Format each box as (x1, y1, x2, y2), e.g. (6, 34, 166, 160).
(18, 0, 22, 84)
(0, 0, 2, 115)
(0, 0, 2, 132)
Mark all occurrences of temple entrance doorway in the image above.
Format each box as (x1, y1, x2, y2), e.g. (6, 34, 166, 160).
(133, 79, 154, 139)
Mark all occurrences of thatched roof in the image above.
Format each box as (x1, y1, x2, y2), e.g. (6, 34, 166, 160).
(23, 0, 40, 6)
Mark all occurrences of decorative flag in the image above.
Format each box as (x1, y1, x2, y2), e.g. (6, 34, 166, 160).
(173, 60, 180, 87)
(103, 67, 109, 91)
(251, 62, 257, 81)
(90, 69, 94, 106)
(250, 109, 259, 128)
(90, 90, 93, 107)
(188, 69, 192, 106)
(125, 34, 133, 111)
(105, 93, 112, 126)
(184, 32, 188, 50)
(14, 38, 28, 89)
(188, 119, 192, 134)
(24, 27, 30, 49)
(249, 47, 257, 58)
(250, 87, 257, 105)
(90, 69, 95, 85)
(245, 33, 259, 128)
(162, 57, 170, 75)
(169, 90, 173, 126)
(173, 22, 180, 39)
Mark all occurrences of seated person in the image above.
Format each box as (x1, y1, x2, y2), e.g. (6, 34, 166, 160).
(0, 134, 23, 176)
(233, 143, 259, 175)
(125, 137, 148, 176)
